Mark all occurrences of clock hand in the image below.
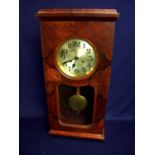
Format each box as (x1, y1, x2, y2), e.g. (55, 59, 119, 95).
(62, 58, 75, 64)
(72, 56, 78, 69)
(62, 56, 78, 65)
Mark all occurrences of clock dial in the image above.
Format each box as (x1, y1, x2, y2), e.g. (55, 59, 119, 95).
(56, 39, 98, 80)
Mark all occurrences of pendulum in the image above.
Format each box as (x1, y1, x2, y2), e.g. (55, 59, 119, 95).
(68, 87, 88, 115)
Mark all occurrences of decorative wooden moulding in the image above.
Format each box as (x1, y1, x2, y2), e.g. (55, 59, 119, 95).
(37, 9, 119, 141)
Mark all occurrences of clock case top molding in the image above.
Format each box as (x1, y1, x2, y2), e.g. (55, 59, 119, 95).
(37, 9, 119, 141)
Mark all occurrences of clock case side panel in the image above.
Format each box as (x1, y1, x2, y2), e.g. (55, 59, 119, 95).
(91, 22, 116, 123)
(91, 67, 112, 123)
(39, 21, 62, 123)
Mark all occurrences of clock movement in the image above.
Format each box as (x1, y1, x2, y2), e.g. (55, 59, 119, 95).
(37, 9, 119, 140)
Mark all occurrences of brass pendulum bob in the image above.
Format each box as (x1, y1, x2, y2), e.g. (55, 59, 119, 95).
(68, 87, 88, 115)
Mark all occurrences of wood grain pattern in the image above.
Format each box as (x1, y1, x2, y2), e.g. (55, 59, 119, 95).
(37, 8, 119, 140)
(37, 8, 119, 19)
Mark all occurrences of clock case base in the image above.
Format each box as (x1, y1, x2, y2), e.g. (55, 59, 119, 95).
(49, 129, 104, 141)
(49, 116, 105, 141)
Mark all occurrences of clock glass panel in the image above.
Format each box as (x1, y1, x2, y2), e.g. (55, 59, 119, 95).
(56, 38, 97, 79)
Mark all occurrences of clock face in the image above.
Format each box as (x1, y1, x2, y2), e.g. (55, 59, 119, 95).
(56, 38, 98, 80)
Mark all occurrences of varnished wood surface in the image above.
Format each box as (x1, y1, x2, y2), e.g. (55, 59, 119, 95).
(49, 129, 104, 141)
(37, 8, 119, 17)
(37, 8, 119, 20)
(37, 8, 119, 140)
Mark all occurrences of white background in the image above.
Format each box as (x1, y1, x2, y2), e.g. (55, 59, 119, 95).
(135, 0, 155, 154)
(0, 0, 19, 154)
(0, 0, 155, 154)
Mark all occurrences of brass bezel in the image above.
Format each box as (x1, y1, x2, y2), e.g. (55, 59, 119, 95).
(55, 38, 99, 81)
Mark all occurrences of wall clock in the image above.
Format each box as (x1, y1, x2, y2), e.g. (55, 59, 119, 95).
(37, 9, 119, 140)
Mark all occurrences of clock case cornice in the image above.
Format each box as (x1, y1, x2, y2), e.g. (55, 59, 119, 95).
(37, 9, 119, 21)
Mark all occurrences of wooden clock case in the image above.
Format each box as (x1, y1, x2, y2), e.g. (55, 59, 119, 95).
(37, 9, 119, 141)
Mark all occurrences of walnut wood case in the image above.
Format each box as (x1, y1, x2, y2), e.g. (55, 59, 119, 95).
(37, 9, 119, 141)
